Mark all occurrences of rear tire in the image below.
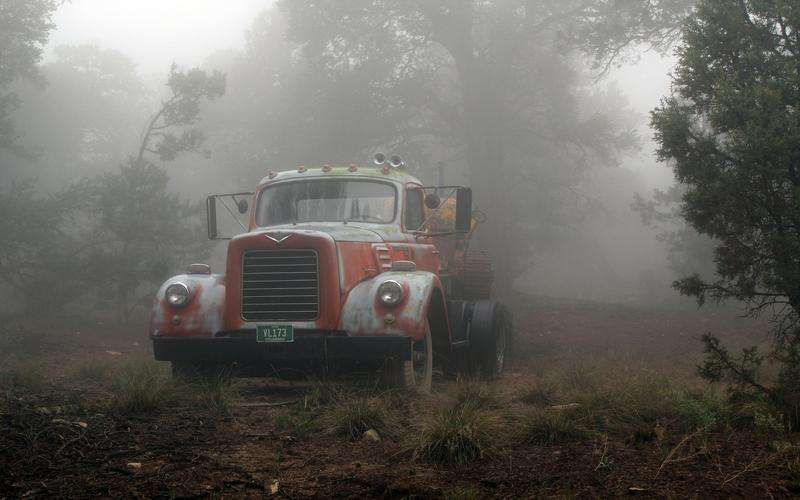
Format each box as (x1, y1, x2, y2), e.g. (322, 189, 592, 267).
(469, 301, 512, 378)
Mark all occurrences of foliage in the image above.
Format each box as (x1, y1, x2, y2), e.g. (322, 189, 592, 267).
(0, 0, 58, 153)
(652, 0, 800, 425)
(0, 180, 95, 313)
(632, 184, 717, 279)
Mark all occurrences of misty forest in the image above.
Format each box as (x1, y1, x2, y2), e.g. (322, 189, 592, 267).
(2, 0, 800, 497)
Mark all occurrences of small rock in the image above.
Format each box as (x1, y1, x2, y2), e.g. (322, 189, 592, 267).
(77, 421, 88, 429)
(363, 429, 381, 442)
(269, 480, 279, 494)
(127, 462, 142, 469)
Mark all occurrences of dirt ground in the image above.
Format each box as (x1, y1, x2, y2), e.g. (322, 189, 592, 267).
(1, 296, 795, 498)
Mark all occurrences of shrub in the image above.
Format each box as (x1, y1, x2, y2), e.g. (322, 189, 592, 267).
(413, 404, 494, 465)
(521, 409, 589, 445)
(110, 359, 173, 413)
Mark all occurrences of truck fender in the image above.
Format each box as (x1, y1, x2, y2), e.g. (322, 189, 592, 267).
(338, 271, 449, 343)
(149, 274, 225, 338)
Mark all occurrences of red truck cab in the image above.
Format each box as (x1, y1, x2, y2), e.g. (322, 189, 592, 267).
(149, 158, 511, 392)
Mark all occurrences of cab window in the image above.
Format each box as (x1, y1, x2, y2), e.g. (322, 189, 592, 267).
(405, 188, 424, 230)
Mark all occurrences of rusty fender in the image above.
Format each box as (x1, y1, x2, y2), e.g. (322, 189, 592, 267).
(338, 271, 443, 341)
(149, 274, 225, 338)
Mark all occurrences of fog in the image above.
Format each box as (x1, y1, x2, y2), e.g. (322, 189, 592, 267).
(1, 1, 704, 316)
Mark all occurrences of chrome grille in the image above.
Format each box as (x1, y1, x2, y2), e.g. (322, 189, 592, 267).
(241, 249, 319, 321)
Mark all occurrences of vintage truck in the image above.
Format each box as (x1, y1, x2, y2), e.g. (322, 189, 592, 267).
(149, 155, 511, 392)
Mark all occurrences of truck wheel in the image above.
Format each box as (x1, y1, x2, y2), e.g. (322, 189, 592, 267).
(385, 324, 433, 393)
(469, 301, 512, 378)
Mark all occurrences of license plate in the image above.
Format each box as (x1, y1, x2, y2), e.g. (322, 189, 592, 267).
(256, 324, 294, 343)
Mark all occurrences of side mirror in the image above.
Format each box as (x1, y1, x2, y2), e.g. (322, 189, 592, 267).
(424, 193, 441, 209)
(207, 192, 253, 240)
(207, 196, 218, 240)
(455, 187, 472, 233)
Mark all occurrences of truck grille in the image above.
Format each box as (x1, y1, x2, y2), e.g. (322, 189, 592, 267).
(241, 249, 319, 321)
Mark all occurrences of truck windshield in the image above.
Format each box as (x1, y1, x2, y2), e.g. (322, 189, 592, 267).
(256, 179, 396, 226)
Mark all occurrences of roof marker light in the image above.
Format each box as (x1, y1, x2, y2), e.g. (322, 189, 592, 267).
(298, 165, 307, 173)
(348, 164, 358, 172)
(322, 164, 332, 172)
(268, 170, 277, 179)
(382, 165, 391, 174)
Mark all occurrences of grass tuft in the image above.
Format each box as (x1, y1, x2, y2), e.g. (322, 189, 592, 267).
(521, 408, 589, 445)
(413, 404, 494, 465)
(453, 379, 498, 410)
(70, 358, 115, 382)
(110, 358, 173, 413)
(322, 393, 388, 440)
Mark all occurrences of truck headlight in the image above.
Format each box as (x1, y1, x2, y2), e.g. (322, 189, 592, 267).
(377, 280, 404, 307)
(165, 282, 191, 308)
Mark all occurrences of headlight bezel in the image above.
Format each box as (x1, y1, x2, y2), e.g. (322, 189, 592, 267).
(165, 282, 191, 308)
(377, 279, 404, 307)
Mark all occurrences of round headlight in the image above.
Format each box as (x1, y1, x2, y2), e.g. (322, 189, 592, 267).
(165, 282, 191, 308)
(377, 280, 404, 307)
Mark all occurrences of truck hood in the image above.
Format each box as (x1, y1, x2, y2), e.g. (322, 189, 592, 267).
(253, 222, 403, 242)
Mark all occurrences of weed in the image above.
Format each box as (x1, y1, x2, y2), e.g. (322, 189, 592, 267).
(521, 409, 589, 445)
(322, 394, 388, 440)
(453, 379, 497, 410)
(413, 404, 494, 465)
(110, 358, 173, 413)
(676, 390, 729, 430)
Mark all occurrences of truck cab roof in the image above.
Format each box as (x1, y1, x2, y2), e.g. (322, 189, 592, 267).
(257, 165, 423, 188)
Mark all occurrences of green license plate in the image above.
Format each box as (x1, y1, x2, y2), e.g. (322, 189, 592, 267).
(256, 324, 294, 343)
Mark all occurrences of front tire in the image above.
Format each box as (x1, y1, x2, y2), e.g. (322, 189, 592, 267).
(385, 323, 433, 393)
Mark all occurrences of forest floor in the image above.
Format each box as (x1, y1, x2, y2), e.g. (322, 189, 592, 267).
(1, 295, 797, 498)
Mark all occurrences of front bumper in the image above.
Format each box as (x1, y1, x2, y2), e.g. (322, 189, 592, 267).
(152, 333, 411, 363)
